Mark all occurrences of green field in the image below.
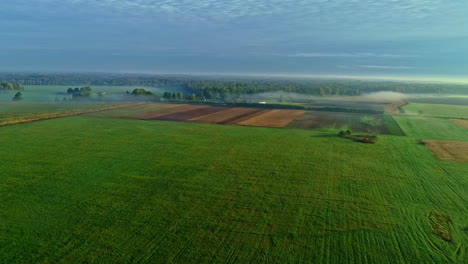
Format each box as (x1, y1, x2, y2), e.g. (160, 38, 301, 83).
(1, 115, 467, 263)
(394, 115, 468, 141)
(402, 103, 468, 118)
(0, 102, 139, 126)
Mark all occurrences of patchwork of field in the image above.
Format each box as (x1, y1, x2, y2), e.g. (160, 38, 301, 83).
(1, 116, 467, 263)
(235, 109, 306, 128)
(287, 111, 404, 135)
(124, 104, 306, 128)
(452, 119, 468, 129)
(188, 107, 261, 123)
(88, 103, 404, 135)
(423, 140, 468, 162)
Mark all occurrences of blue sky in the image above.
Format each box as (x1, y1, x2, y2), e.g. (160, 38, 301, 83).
(1, 0, 467, 80)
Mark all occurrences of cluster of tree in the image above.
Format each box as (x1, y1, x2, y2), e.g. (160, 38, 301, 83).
(66, 87, 92, 99)
(128, 88, 155, 96)
(338, 130, 378, 144)
(1, 82, 23, 92)
(12, 92, 23, 101)
(161, 91, 197, 101)
(181, 79, 468, 100)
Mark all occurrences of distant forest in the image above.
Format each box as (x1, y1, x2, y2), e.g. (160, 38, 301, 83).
(1, 73, 468, 98)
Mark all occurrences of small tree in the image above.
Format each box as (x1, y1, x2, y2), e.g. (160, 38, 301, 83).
(188, 93, 196, 101)
(12, 92, 23, 101)
(176, 92, 184, 100)
(346, 129, 352, 135)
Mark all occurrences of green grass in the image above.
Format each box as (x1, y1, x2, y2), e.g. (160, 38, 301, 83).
(402, 103, 468, 118)
(82, 103, 176, 118)
(1, 116, 467, 263)
(0, 102, 137, 126)
(393, 115, 468, 141)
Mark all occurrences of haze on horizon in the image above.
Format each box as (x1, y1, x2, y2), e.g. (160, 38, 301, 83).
(1, 0, 467, 81)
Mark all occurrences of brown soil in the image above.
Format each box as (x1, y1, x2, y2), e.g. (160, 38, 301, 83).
(223, 109, 270, 124)
(236, 109, 306, 128)
(188, 107, 259, 123)
(153, 106, 226, 121)
(384, 101, 405, 114)
(423, 140, 468, 163)
(130, 104, 206, 120)
(451, 119, 468, 129)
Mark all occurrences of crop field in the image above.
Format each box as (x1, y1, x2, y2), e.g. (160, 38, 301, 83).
(452, 119, 468, 129)
(121, 104, 304, 128)
(307, 100, 387, 112)
(83, 103, 181, 118)
(188, 107, 260, 123)
(0, 102, 139, 126)
(0, 116, 467, 263)
(287, 111, 404, 135)
(402, 103, 468, 118)
(423, 140, 468, 162)
(88, 103, 404, 134)
(393, 116, 468, 142)
(408, 96, 468, 106)
(152, 106, 226, 122)
(235, 109, 306, 128)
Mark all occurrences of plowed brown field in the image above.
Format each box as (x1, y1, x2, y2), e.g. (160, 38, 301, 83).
(131, 104, 206, 119)
(188, 107, 259, 123)
(236, 109, 306, 128)
(423, 140, 468, 163)
(153, 106, 226, 121)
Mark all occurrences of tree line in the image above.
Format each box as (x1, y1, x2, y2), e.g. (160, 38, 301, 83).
(1, 82, 23, 92)
(3, 73, 468, 98)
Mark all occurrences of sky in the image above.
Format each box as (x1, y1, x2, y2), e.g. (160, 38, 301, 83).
(1, 0, 467, 80)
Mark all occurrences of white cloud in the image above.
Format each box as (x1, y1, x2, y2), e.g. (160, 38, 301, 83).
(338, 65, 416, 69)
(283, 53, 411, 58)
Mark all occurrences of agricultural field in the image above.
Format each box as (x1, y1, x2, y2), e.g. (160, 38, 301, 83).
(87, 103, 403, 134)
(408, 96, 468, 106)
(0, 116, 467, 263)
(393, 116, 468, 142)
(307, 99, 387, 112)
(287, 111, 404, 135)
(423, 140, 468, 162)
(401, 103, 468, 118)
(0, 102, 139, 126)
(235, 109, 306, 128)
(452, 119, 468, 129)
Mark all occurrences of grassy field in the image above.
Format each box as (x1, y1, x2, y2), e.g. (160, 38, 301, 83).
(0, 102, 140, 126)
(1, 116, 467, 263)
(394, 115, 468, 141)
(402, 103, 468, 118)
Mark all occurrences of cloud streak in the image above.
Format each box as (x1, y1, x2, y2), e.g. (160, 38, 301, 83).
(338, 65, 416, 70)
(279, 53, 413, 58)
